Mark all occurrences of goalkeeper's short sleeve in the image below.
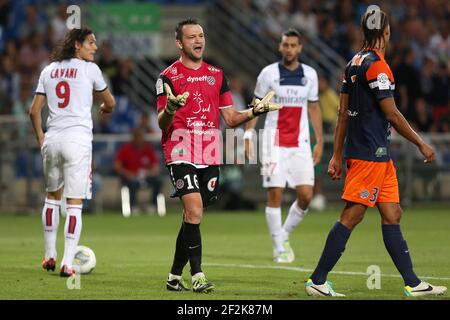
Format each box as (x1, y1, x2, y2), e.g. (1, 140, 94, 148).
(156, 75, 173, 113)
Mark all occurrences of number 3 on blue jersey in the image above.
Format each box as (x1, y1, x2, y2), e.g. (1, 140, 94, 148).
(369, 187, 379, 203)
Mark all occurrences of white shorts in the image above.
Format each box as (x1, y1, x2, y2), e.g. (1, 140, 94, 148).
(261, 146, 314, 189)
(41, 142, 92, 199)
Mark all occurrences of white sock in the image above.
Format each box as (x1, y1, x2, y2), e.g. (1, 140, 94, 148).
(168, 273, 181, 281)
(61, 204, 83, 268)
(282, 201, 308, 238)
(42, 198, 61, 259)
(192, 272, 205, 282)
(265, 207, 284, 254)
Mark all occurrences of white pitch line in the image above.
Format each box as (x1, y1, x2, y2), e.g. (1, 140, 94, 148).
(204, 263, 450, 281)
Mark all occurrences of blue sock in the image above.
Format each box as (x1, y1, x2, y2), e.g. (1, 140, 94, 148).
(382, 224, 421, 287)
(310, 222, 351, 285)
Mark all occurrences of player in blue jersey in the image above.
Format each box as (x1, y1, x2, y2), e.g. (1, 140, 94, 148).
(305, 7, 447, 297)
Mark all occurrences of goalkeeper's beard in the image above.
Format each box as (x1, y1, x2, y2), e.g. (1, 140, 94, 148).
(184, 48, 203, 62)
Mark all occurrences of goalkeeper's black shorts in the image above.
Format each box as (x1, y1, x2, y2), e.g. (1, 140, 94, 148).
(167, 163, 219, 208)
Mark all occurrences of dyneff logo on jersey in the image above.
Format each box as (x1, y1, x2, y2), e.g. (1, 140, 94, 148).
(207, 177, 218, 191)
(187, 76, 215, 86)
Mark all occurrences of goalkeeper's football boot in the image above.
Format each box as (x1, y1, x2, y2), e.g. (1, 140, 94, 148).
(59, 265, 76, 277)
(283, 240, 295, 262)
(305, 279, 345, 297)
(192, 272, 214, 293)
(166, 274, 190, 292)
(42, 258, 56, 272)
(404, 281, 447, 297)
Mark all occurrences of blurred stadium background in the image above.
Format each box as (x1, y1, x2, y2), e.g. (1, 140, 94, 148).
(0, 0, 449, 214)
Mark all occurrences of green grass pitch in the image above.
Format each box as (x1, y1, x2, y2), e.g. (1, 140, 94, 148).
(0, 207, 449, 300)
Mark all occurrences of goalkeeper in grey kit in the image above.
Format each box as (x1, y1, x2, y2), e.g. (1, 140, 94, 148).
(155, 18, 282, 293)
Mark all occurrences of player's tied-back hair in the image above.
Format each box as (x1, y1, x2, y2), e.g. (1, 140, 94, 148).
(175, 18, 200, 40)
(360, 6, 389, 51)
(50, 27, 93, 62)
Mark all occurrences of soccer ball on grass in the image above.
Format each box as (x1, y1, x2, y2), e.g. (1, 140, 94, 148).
(73, 245, 96, 274)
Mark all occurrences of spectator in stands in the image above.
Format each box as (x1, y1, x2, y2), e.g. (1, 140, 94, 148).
(318, 75, 339, 134)
(420, 56, 436, 103)
(413, 97, 434, 133)
(108, 95, 137, 133)
(339, 21, 363, 60)
(342, 0, 357, 21)
(395, 47, 421, 120)
(136, 111, 158, 134)
(0, 0, 9, 31)
(98, 41, 119, 80)
(50, 4, 68, 45)
(428, 19, 449, 65)
(12, 85, 32, 139)
(17, 5, 47, 42)
(108, 58, 137, 133)
(19, 32, 49, 76)
(3, 40, 19, 70)
(290, 0, 318, 40)
(114, 127, 163, 214)
(429, 62, 449, 123)
(0, 54, 19, 113)
(111, 58, 133, 96)
(318, 16, 340, 54)
(409, 19, 429, 70)
(263, 0, 291, 43)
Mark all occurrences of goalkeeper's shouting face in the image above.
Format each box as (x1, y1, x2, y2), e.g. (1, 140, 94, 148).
(176, 23, 205, 62)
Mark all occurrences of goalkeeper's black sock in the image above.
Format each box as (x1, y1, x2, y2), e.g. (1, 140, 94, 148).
(311, 222, 351, 285)
(170, 222, 189, 276)
(183, 222, 202, 276)
(382, 224, 421, 287)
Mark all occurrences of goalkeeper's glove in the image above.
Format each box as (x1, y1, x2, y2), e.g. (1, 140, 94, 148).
(164, 83, 189, 115)
(247, 91, 282, 119)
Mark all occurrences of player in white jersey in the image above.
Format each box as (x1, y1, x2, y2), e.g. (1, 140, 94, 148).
(245, 29, 323, 263)
(29, 28, 115, 277)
